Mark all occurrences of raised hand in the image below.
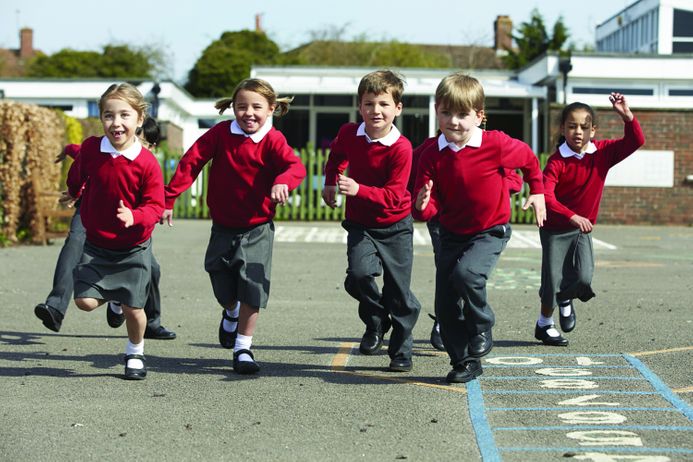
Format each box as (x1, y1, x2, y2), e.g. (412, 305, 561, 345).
(609, 92, 633, 122)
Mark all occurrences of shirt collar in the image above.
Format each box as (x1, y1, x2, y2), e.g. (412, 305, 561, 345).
(230, 118, 273, 143)
(437, 126, 483, 152)
(559, 141, 597, 159)
(100, 136, 142, 161)
(356, 122, 401, 146)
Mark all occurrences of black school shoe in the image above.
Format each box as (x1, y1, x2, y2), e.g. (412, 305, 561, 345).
(34, 303, 63, 332)
(359, 330, 385, 355)
(233, 349, 260, 374)
(388, 357, 412, 372)
(106, 302, 125, 328)
(218, 309, 238, 349)
(469, 329, 493, 358)
(428, 314, 445, 351)
(534, 323, 569, 346)
(559, 301, 576, 332)
(124, 354, 147, 380)
(446, 359, 482, 383)
(144, 326, 177, 340)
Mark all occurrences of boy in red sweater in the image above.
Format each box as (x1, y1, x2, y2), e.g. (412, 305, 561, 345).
(535, 93, 645, 346)
(323, 70, 421, 372)
(66, 83, 165, 380)
(413, 73, 546, 383)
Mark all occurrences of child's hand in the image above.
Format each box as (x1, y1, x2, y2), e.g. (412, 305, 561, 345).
(271, 184, 289, 205)
(322, 186, 337, 208)
(523, 193, 546, 227)
(337, 174, 359, 196)
(58, 191, 77, 208)
(415, 180, 433, 211)
(54, 150, 67, 163)
(116, 200, 134, 228)
(569, 214, 593, 233)
(609, 92, 633, 122)
(160, 209, 174, 227)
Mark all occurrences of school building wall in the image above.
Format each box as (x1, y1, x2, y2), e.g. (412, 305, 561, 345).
(548, 106, 693, 225)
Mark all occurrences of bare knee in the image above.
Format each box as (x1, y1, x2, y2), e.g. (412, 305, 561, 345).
(75, 298, 99, 311)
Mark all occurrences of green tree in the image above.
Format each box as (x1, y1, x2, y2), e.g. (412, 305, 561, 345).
(503, 9, 570, 69)
(185, 30, 280, 98)
(26, 44, 156, 78)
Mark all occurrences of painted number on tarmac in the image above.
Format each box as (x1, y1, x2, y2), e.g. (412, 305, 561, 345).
(466, 354, 693, 461)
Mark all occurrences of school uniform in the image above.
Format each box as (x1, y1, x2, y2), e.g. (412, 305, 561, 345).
(540, 118, 645, 309)
(325, 122, 421, 361)
(165, 119, 306, 309)
(40, 145, 165, 327)
(413, 128, 544, 366)
(66, 136, 164, 309)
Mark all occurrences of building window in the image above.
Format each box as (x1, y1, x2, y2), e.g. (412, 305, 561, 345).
(673, 9, 693, 37)
(87, 101, 99, 117)
(273, 109, 309, 148)
(669, 89, 693, 96)
(672, 41, 693, 53)
(314, 94, 354, 107)
(572, 87, 654, 96)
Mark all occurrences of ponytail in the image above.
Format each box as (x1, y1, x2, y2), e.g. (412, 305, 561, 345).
(214, 78, 293, 118)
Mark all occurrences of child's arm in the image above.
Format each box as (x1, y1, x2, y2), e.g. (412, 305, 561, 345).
(353, 143, 412, 210)
(602, 93, 646, 166)
(411, 151, 440, 221)
(124, 162, 165, 228)
(543, 155, 584, 228)
(56, 144, 81, 163)
(270, 135, 307, 205)
(503, 168, 523, 195)
(323, 129, 349, 208)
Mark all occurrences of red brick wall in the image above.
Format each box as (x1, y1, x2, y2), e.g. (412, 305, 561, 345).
(548, 106, 693, 225)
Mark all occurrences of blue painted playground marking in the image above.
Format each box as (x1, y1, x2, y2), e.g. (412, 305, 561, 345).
(465, 353, 693, 460)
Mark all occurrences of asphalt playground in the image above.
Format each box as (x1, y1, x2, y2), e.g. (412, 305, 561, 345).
(1, 220, 691, 461)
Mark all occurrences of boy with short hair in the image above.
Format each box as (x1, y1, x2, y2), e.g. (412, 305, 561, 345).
(323, 70, 421, 372)
(413, 72, 546, 383)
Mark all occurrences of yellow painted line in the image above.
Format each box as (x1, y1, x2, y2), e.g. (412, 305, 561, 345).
(330, 342, 357, 371)
(596, 261, 663, 268)
(630, 346, 693, 357)
(330, 342, 466, 393)
(673, 386, 693, 393)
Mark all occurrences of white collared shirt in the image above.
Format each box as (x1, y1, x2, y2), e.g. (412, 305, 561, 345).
(356, 122, 401, 146)
(437, 126, 483, 152)
(230, 117, 273, 143)
(100, 136, 142, 161)
(559, 141, 597, 160)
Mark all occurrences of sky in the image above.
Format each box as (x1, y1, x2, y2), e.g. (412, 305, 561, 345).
(1, 0, 635, 82)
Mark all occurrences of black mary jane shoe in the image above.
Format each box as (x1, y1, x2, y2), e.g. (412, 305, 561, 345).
(534, 323, 569, 346)
(124, 354, 147, 380)
(559, 301, 576, 333)
(446, 359, 483, 383)
(233, 349, 260, 375)
(218, 309, 238, 349)
(106, 302, 125, 328)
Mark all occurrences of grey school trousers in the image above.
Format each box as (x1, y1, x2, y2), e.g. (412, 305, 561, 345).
(43, 205, 163, 329)
(342, 215, 421, 360)
(435, 223, 511, 366)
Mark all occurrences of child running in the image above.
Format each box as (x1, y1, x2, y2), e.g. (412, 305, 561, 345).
(66, 83, 165, 380)
(413, 73, 546, 383)
(323, 70, 421, 372)
(535, 93, 645, 346)
(161, 78, 306, 374)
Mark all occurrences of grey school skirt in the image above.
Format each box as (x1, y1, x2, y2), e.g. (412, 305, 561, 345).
(204, 221, 274, 309)
(73, 239, 153, 309)
(539, 228, 596, 308)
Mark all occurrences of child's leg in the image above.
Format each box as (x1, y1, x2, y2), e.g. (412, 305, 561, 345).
(219, 301, 241, 348)
(123, 305, 147, 379)
(74, 298, 106, 312)
(233, 302, 260, 374)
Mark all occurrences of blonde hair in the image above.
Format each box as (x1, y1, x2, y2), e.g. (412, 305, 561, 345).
(435, 73, 485, 117)
(99, 83, 149, 119)
(357, 70, 405, 105)
(214, 78, 293, 118)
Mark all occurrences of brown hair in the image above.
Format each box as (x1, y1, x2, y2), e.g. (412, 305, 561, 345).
(99, 83, 149, 119)
(435, 72, 485, 116)
(556, 101, 597, 147)
(357, 70, 405, 105)
(214, 78, 293, 118)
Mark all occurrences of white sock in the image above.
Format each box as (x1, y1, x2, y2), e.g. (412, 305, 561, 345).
(234, 334, 253, 362)
(559, 300, 572, 317)
(435, 322, 440, 333)
(537, 314, 554, 328)
(223, 302, 240, 332)
(125, 340, 144, 369)
(109, 301, 123, 315)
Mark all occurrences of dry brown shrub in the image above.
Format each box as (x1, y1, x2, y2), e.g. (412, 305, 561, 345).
(0, 102, 65, 244)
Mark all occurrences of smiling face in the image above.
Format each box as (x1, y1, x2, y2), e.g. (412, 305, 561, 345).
(233, 89, 275, 134)
(436, 104, 484, 147)
(561, 109, 596, 153)
(358, 90, 403, 139)
(100, 97, 144, 151)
